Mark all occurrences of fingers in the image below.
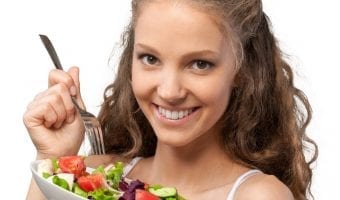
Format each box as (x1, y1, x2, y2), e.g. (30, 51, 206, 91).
(48, 67, 86, 110)
(67, 67, 80, 92)
(26, 83, 76, 129)
(25, 66, 86, 130)
(48, 68, 77, 96)
(24, 101, 58, 129)
(67, 66, 86, 109)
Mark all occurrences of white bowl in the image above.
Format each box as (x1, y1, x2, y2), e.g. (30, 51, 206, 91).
(30, 160, 87, 200)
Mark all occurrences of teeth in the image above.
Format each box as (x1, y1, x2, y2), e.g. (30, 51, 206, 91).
(158, 106, 194, 120)
(178, 111, 184, 118)
(166, 110, 171, 118)
(171, 111, 179, 120)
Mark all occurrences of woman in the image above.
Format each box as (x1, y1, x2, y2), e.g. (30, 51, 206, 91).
(25, 0, 317, 199)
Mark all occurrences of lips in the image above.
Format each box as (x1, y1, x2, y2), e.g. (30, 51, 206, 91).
(157, 106, 198, 120)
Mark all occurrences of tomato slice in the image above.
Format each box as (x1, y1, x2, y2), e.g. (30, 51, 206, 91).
(77, 173, 105, 192)
(58, 156, 86, 178)
(135, 189, 160, 200)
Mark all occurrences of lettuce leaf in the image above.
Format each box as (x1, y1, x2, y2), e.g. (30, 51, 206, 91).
(106, 162, 124, 188)
(52, 176, 69, 190)
(88, 189, 118, 200)
(51, 158, 59, 172)
(42, 172, 52, 179)
(73, 183, 88, 198)
(93, 165, 106, 176)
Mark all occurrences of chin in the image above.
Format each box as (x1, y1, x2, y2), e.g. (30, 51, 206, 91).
(155, 130, 200, 148)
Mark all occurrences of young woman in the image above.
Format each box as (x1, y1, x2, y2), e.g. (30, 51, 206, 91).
(25, 0, 318, 199)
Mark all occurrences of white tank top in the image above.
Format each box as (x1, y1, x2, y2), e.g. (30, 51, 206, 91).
(123, 157, 262, 200)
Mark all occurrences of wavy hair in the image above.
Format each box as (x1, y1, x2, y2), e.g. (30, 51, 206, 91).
(98, 0, 318, 199)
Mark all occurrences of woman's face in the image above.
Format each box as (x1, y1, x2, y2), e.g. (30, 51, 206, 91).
(131, 1, 237, 147)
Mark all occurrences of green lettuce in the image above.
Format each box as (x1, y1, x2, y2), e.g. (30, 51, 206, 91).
(52, 176, 69, 191)
(106, 162, 124, 188)
(88, 189, 118, 200)
(73, 183, 87, 197)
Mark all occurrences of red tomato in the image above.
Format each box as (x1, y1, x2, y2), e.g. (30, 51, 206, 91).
(77, 173, 105, 192)
(135, 189, 160, 200)
(58, 156, 86, 178)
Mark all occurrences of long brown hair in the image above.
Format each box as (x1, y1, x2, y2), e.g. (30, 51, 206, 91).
(98, 0, 318, 199)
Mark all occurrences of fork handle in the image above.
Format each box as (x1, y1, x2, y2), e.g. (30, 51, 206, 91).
(40, 34, 85, 111)
(39, 34, 64, 70)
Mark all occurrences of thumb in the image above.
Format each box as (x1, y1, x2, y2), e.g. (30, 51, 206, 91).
(67, 66, 86, 110)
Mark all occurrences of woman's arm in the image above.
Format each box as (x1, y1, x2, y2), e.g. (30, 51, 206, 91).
(26, 179, 46, 200)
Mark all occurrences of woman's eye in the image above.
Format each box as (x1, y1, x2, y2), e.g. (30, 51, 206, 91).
(139, 54, 159, 65)
(192, 60, 214, 71)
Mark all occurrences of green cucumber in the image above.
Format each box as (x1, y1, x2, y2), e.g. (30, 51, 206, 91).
(148, 187, 177, 197)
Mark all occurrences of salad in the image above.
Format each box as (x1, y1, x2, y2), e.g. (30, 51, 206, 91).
(37, 156, 186, 200)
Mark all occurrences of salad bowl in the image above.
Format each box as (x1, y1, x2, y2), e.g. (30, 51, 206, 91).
(30, 160, 88, 200)
(30, 157, 185, 200)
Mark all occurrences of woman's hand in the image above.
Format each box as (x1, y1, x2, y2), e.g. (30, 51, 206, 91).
(23, 67, 86, 159)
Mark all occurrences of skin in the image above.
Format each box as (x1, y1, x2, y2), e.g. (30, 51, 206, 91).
(132, 2, 236, 148)
(130, 0, 238, 197)
(24, 67, 85, 159)
(24, 1, 294, 200)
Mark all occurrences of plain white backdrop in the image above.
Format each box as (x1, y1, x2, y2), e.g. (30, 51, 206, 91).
(0, 0, 339, 199)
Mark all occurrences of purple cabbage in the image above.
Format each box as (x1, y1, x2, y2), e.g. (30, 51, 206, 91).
(119, 180, 145, 200)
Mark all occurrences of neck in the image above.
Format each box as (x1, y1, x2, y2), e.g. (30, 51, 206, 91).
(147, 131, 234, 192)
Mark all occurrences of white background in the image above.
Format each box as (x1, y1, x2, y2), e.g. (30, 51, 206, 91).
(0, 0, 339, 199)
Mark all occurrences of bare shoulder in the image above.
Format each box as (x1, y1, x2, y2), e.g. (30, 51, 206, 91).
(234, 173, 294, 200)
(84, 154, 130, 168)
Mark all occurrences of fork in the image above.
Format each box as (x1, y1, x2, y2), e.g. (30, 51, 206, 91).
(39, 34, 106, 155)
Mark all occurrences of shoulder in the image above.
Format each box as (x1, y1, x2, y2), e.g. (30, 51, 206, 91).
(84, 154, 130, 168)
(234, 173, 294, 200)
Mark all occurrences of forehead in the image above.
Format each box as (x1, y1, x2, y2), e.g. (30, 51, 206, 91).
(134, 1, 228, 52)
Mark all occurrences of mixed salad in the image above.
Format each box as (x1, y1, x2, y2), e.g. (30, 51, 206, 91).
(37, 156, 186, 200)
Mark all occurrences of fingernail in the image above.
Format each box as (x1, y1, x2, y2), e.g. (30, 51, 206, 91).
(70, 86, 77, 96)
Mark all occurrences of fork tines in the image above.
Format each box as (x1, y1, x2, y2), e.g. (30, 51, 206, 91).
(82, 117, 105, 155)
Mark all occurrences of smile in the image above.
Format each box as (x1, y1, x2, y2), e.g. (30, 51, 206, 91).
(157, 106, 198, 120)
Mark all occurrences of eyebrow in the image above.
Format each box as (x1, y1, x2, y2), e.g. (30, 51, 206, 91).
(134, 43, 220, 59)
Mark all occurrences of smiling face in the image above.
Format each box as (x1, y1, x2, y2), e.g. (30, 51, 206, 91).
(131, 0, 237, 147)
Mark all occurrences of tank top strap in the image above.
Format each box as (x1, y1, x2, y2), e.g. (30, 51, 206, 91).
(122, 157, 143, 177)
(226, 169, 262, 200)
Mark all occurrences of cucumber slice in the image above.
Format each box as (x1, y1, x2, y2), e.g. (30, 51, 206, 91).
(148, 187, 177, 197)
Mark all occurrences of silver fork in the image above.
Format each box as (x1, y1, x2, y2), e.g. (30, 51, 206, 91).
(39, 34, 105, 155)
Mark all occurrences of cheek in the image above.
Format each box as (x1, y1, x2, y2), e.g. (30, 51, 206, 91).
(131, 66, 144, 100)
(191, 73, 234, 109)
(131, 65, 156, 102)
(206, 85, 231, 113)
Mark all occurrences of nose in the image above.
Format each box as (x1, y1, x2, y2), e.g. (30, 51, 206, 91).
(157, 69, 186, 104)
